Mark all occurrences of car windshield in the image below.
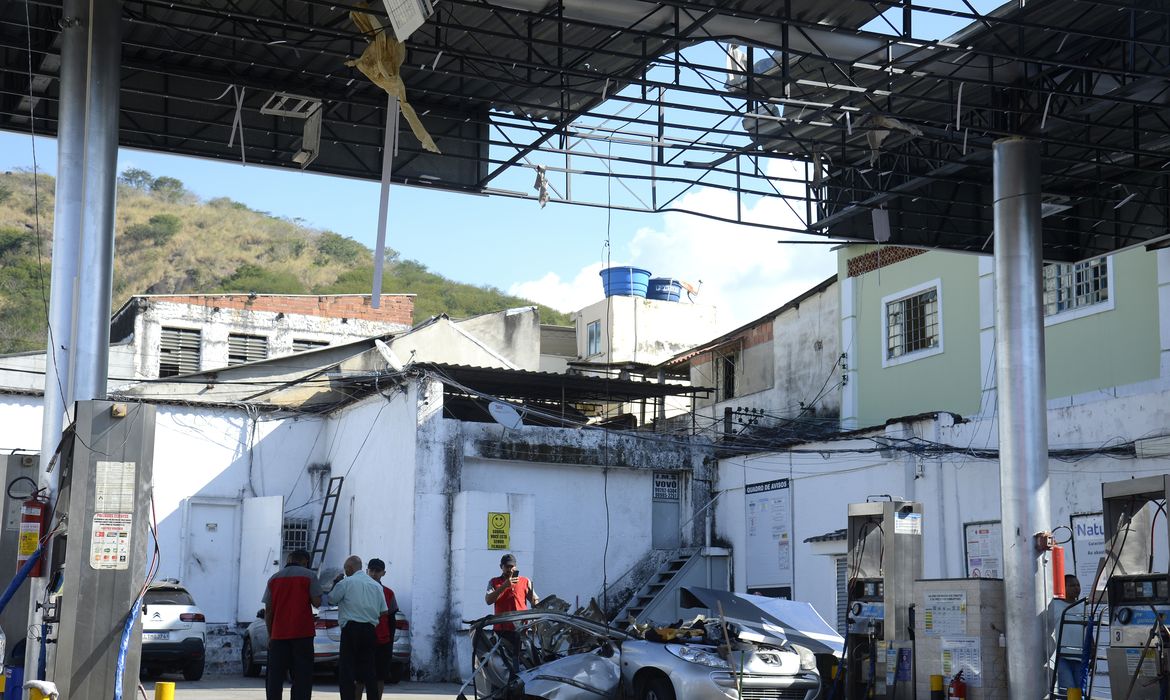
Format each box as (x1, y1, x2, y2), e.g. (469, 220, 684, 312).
(145, 588, 196, 606)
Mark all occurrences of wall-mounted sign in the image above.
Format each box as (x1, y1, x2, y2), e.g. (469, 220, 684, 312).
(924, 591, 967, 636)
(1070, 512, 1105, 589)
(963, 521, 1002, 578)
(746, 479, 793, 589)
(487, 512, 510, 550)
(653, 472, 680, 501)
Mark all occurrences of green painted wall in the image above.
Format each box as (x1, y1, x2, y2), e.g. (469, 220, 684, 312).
(842, 247, 983, 427)
(842, 246, 1161, 429)
(1043, 248, 1159, 398)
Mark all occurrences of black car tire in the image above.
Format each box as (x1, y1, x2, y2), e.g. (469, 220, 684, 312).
(641, 676, 675, 700)
(389, 662, 406, 684)
(242, 638, 262, 677)
(183, 659, 205, 682)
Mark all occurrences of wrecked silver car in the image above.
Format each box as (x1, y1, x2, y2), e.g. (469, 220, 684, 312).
(464, 586, 843, 700)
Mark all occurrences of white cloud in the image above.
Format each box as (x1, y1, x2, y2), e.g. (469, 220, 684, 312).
(510, 161, 837, 332)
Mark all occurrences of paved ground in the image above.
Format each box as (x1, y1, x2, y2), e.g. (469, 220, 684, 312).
(141, 677, 465, 699)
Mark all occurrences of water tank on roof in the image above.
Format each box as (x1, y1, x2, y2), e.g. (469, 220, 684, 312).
(647, 278, 682, 302)
(599, 266, 651, 298)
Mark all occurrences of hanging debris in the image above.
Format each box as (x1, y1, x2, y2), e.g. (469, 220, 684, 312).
(347, 10, 441, 154)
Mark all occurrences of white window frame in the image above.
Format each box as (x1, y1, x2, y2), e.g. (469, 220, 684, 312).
(881, 278, 944, 368)
(1043, 255, 1115, 326)
(586, 320, 601, 356)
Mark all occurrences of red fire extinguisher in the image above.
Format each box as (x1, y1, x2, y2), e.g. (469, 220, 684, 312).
(947, 670, 967, 700)
(1052, 545, 1067, 598)
(18, 496, 49, 577)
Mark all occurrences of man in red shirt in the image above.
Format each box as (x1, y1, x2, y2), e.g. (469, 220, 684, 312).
(263, 549, 323, 700)
(367, 558, 401, 693)
(485, 553, 538, 676)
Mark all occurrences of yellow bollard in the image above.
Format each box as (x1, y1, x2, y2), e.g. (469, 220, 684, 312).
(1068, 689, 1082, 700)
(155, 681, 176, 700)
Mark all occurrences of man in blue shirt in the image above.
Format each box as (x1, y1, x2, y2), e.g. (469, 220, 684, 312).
(330, 555, 389, 700)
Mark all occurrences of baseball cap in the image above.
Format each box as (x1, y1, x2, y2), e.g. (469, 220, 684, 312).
(368, 558, 387, 572)
(500, 553, 517, 566)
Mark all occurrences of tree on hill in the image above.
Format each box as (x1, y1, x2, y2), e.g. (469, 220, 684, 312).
(216, 263, 307, 295)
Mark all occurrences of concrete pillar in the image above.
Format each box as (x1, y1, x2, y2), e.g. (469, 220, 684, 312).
(992, 137, 1051, 700)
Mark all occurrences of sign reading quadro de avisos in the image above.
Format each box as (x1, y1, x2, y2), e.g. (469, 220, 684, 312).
(487, 512, 510, 550)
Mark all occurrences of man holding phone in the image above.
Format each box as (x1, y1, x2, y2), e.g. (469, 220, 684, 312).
(485, 553, 539, 677)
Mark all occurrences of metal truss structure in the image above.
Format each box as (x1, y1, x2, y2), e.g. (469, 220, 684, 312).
(2, 0, 1169, 262)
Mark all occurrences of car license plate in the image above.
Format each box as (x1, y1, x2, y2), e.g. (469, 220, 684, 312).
(143, 632, 169, 641)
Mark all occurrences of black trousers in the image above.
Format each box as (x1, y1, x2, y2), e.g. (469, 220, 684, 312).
(339, 622, 380, 700)
(266, 636, 314, 700)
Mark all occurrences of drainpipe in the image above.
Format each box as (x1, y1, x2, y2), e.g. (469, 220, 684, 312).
(992, 137, 1051, 700)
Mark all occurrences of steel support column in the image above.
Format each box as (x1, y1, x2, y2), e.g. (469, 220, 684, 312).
(992, 137, 1051, 700)
(72, 0, 122, 400)
(28, 0, 89, 684)
(371, 94, 399, 308)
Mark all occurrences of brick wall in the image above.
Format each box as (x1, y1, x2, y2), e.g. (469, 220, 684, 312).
(846, 246, 925, 277)
(145, 294, 415, 325)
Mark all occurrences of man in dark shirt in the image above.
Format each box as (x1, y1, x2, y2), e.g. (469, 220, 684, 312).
(263, 549, 323, 700)
(367, 558, 401, 692)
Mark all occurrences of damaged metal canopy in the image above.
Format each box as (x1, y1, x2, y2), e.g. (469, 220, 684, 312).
(679, 586, 844, 656)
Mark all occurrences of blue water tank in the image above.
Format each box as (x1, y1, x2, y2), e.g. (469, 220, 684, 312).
(599, 267, 651, 297)
(647, 278, 682, 302)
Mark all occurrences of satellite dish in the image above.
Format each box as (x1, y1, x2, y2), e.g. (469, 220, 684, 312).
(374, 339, 404, 371)
(488, 401, 524, 430)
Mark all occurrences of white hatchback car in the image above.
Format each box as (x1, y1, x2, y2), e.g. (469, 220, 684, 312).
(140, 581, 207, 681)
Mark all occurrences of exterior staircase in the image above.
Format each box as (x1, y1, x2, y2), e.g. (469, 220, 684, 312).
(614, 547, 730, 626)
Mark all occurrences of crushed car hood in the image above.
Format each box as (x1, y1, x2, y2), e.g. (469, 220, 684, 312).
(679, 586, 845, 656)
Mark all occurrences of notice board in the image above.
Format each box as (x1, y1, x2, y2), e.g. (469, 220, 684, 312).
(745, 479, 793, 589)
(963, 521, 1003, 578)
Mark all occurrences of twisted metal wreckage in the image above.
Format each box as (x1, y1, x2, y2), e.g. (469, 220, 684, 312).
(463, 586, 844, 700)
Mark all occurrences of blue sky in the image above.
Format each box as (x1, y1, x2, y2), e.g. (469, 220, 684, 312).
(1, 2, 998, 331)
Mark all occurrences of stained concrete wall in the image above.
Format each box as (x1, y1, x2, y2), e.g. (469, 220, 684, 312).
(128, 298, 413, 379)
(691, 278, 840, 429)
(455, 307, 542, 370)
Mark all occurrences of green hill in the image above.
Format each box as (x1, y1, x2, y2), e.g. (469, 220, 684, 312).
(0, 168, 570, 354)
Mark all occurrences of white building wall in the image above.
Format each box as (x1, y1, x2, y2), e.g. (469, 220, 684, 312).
(573, 296, 718, 365)
(715, 384, 1170, 629)
(133, 300, 412, 378)
(0, 395, 45, 452)
(150, 407, 324, 623)
(316, 382, 420, 625)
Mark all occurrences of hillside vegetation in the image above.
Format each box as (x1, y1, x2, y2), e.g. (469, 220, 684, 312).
(0, 168, 569, 354)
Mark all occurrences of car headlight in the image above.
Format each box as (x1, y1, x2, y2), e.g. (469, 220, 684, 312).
(790, 644, 817, 672)
(666, 644, 730, 669)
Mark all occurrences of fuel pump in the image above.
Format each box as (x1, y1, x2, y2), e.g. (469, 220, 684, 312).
(844, 499, 923, 700)
(1102, 475, 1170, 700)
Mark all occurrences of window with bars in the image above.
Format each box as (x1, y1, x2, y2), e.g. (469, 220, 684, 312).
(158, 327, 201, 377)
(228, 333, 269, 365)
(1043, 258, 1109, 317)
(719, 351, 738, 401)
(292, 338, 330, 353)
(886, 286, 939, 361)
(282, 518, 312, 560)
(586, 320, 601, 356)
